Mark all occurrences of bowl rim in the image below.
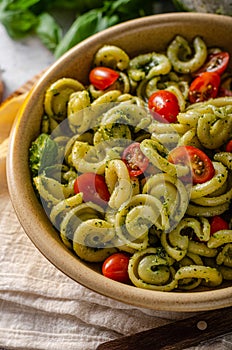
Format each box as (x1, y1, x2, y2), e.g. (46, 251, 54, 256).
(7, 12, 232, 312)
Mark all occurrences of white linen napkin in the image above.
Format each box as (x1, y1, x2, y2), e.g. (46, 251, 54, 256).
(0, 94, 231, 350)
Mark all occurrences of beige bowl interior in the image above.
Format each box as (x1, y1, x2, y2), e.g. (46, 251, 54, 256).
(7, 13, 232, 312)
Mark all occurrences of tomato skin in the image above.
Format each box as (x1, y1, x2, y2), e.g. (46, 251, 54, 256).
(188, 72, 220, 104)
(74, 172, 110, 207)
(195, 52, 230, 76)
(122, 142, 149, 177)
(168, 145, 215, 184)
(210, 216, 229, 235)
(102, 253, 130, 283)
(226, 140, 232, 152)
(148, 90, 180, 123)
(89, 67, 119, 90)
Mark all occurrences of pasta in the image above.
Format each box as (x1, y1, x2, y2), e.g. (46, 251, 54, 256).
(29, 36, 232, 292)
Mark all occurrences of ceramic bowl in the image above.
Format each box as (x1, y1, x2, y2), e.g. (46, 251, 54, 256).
(7, 12, 232, 312)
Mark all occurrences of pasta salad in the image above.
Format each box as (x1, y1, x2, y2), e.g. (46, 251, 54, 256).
(29, 35, 232, 291)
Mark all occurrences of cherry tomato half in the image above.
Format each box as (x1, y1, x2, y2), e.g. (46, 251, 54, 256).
(195, 52, 230, 76)
(210, 216, 229, 235)
(226, 139, 232, 152)
(102, 253, 130, 283)
(122, 142, 149, 177)
(168, 145, 215, 184)
(148, 90, 180, 123)
(89, 66, 119, 90)
(74, 172, 110, 207)
(188, 72, 220, 104)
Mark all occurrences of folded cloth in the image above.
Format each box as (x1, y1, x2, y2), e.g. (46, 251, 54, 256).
(0, 93, 231, 350)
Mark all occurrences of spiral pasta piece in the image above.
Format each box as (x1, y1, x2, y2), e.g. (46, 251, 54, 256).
(140, 139, 189, 177)
(73, 219, 116, 262)
(50, 192, 83, 228)
(218, 266, 232, 281)
(137, 71, 189, 103)
(142, 173, 189, 229)
(105, 159, 133, 210)
(177, 108, 202, 128)
(93, 45, 130, 70)
(216, 244, 232, 267)
(207, 230, 232, 248)
(59, 202, 104, 249)
(175, 265, 223, 287)
(186, 202, 230, 217)
(191, 181, 232, 207)
(67, 90, 92, 133)
(128, 247, 177, 291)
(93, 123, 131, 146)
(148, 120, 190, 137)
(179, 252, 204, 266)
(177, 252, 204, 290)
(165, 85, 186, 112)
(92, 90, 122, 106)
(187, 96, 232, 110)
(117, 93, 145, 107)
(128, 52, 171, 81)
(136, 76, 161, 100)
(196, 108, 232, 149)
(100, 103, 151, 131)
(33, 175, 73, 207)
(214, 152, 232, 171)
(115, 194, 167, 250)
(70, 141, 122, 175)
(161, 229, 188, 262)
(188, 240, 218, 259)
(167, 35, 207, 74)
(44, 78, 85, 121)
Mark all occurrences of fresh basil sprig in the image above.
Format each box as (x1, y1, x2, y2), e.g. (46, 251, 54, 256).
(0, 0, 154, 57)
(54, 0, 153, 58)
(0, 0, 40, 38)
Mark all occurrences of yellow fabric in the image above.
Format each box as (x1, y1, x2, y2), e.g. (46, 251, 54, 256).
(0, 93, 27, 144)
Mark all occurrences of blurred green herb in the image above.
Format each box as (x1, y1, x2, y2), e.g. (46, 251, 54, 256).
(29, 133, 58, 177)
(36, 12, 62, 51)
(0, 0, 155, 57)
(0, 0, 40, 38)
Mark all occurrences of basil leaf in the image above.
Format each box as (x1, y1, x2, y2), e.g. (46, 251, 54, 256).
(0, 0, 39, 38)
(35, 12, 62, 52)
(54, 0, 154, 58)
(0, 0, 156, 54)
(54, 9, 113, 58)
(6, 0, 41, 10)
(0, 0, 40, 10)
(0, 9, 38, 38)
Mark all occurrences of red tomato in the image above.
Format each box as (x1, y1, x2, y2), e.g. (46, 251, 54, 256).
(89, 67, 119, 90)
(195, 52, 230, 76)
(188, 72, 220, 104)
(148, 90, 180, 123)
(168, 145, 215, 184)
(210, 216, 229, 235)
(74, 172, 110, 207)
(122, 142, 149, 177)
(102, 253, 130, 283)
(226, 140, 232, 152)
